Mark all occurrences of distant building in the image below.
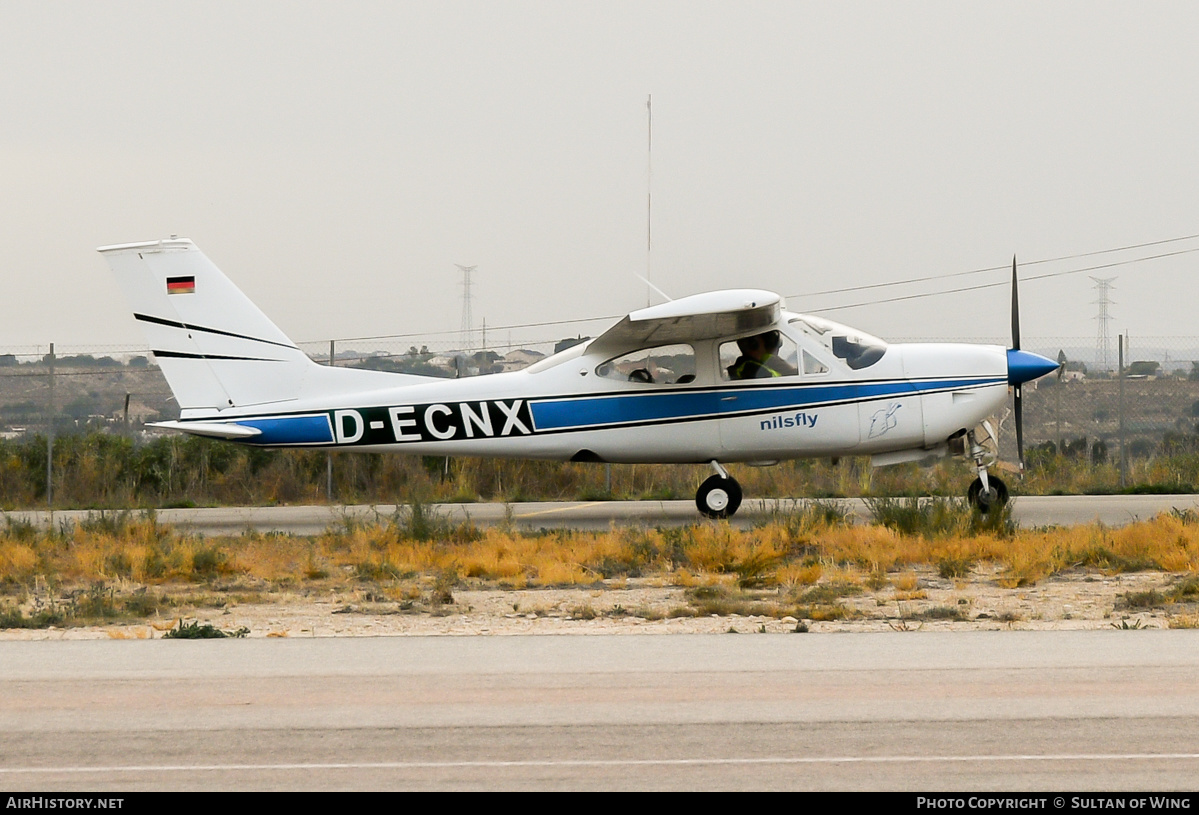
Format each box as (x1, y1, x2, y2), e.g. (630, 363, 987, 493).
(1126, 360, 1161, 379)
(111, 400, 160, 424)
(1062, 360, 1087, 382)
(555, 336, 590, 354)
(500, 349, 546, 372)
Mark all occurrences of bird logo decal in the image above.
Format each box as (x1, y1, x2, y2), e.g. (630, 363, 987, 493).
(868, 402, 902, 439)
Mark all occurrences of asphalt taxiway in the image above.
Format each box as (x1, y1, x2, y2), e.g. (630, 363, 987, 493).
(10, 494, 1199, 535)
(2, 632, 1197, 790)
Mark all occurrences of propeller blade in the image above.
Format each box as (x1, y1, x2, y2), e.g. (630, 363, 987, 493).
(1011, 255, 1020, 351)
(1014, 384, 1025, 472)
(1010, 256, 1033, 473)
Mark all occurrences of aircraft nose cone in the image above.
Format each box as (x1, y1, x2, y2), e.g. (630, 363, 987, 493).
(1007, 349, 1060, 386)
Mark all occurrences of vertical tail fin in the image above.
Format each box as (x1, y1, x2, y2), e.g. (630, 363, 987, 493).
(99, 238, 314, 411)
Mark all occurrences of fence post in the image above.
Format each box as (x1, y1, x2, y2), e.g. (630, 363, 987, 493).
(46, 342, 54, 514)
(1118, 333, 1127, 489)
(1055, 376, 1062, 453)
(327, 340, 335, 504)
(1055, 350, 1066, 454)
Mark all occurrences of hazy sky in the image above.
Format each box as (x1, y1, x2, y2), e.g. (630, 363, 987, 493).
(3, 1, 1199, 355)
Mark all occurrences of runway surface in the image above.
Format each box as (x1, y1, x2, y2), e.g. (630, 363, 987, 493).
(8, 498, 1199, 790)
(11, 494, 1199, 535)
(2, 632, 1198, 791)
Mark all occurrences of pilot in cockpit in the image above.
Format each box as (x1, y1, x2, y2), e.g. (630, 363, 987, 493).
(728, 330, 798, 380)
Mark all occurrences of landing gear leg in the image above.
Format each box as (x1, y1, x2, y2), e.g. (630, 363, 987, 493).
(696, 460, 742, 519)
(966, 424, 1008, 513)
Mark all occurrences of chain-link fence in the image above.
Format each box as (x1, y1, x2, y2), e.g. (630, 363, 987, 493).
(0, 331, 596, 442)
(4, 337, 1199, 473)
(999, 337, 1199, 484)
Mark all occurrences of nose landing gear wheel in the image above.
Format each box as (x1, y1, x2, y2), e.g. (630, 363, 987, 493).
(968, 475, 1008, 513)
(696, 474, 742, 519)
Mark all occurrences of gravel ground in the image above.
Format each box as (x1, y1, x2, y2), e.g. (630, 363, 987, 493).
(4, 566, 1194, 640)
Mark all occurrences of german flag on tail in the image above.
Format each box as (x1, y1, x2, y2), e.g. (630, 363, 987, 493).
(166, 275, 195, 295)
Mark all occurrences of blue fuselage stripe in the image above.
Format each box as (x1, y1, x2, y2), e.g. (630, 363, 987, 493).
(236, 415, 334, 445)
(529, 377, 999, 431)
(532, 390, 724, 430)
(178, 376, 1002, 444)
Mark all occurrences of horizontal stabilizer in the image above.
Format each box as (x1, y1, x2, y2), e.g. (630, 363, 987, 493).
(148, 420, 263, 439)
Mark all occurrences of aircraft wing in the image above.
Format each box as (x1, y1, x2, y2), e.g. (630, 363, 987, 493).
(589, 289, 783, 353)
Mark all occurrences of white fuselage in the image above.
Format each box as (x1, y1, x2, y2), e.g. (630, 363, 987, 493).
(178, 311, 1010, 466)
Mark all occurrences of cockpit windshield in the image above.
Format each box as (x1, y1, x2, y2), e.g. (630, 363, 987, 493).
(789, 316, 887, 370)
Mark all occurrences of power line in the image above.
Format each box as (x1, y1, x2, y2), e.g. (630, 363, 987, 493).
(322, 314, 619, 344)
(299, 233, 1199, 343)
(804, 246, 1199, 314)
(796, 232, 1199, 299)
(23, 234, 1190, 353)
(0, 369, 161, 379)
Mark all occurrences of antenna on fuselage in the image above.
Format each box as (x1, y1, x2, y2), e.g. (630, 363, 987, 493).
(634, 271, 673, 303)
(646, 93, 652, 307)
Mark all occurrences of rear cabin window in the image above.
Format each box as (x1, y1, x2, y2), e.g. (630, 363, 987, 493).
(596, 344, 697, 385)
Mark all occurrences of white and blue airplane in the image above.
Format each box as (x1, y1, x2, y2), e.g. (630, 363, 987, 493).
(100, 238, 1059, 518)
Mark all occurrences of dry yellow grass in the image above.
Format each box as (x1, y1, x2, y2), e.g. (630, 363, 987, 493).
(777, 562, 822, 587)
(2, 509, 1198, 634)
(0, 541, 37, 579)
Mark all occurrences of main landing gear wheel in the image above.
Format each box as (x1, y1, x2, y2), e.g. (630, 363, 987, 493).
(696, 474, 742, 519)
(968, 475, 1008, 513)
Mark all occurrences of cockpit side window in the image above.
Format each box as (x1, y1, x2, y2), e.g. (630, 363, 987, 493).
(802, 349, 829, 375)
(719, 331, 799, 381)
(595, 343, 697, 385)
